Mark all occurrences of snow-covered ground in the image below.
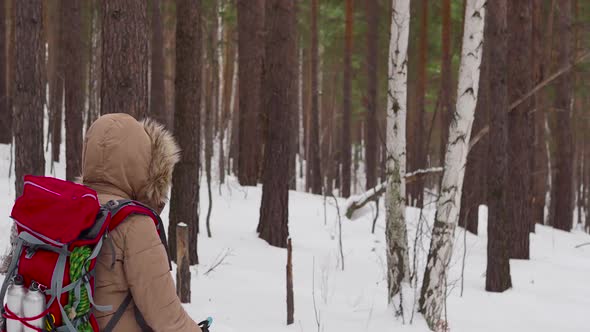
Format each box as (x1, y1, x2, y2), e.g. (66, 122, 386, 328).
(0, 144, 589, 332)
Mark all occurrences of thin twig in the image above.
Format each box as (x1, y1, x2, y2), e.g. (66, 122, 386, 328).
(330, 192, 344, 271)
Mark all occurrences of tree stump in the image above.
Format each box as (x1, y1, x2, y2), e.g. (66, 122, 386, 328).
(176, 222, 191, 303)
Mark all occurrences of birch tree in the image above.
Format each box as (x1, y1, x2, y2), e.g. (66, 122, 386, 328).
(418, 1, 486, 329)
(385, 0, 410, 307)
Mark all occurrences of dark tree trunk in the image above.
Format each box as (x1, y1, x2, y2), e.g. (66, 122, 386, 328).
(101, 0, 148, 118)
(341, 0, 353, 198)
(257, 0, 295, 248)
(364, 0, 378, 190)
(485, 0, 512, 293)
(14, 0, 45, 197)
(439, 0, 452, 164)
(458, 38, 489, 236)
(408, 0, 427, 208)
(507, 0, 532, 259)
(63, 0, 84, 181)
(87, 0, 101, 131)
(531, 0, 547, 230)
(552, 0, 574, 232)
(205, 55, 213, 238)
(48, 0, 63, 163)
(150, 0, 167, 127)
(169, 0, 201, 265)
(0, 0, 10, 144)
(162, 0, 176, 129)
(308, 0, 322, 195)
(237, 0, 264, 186)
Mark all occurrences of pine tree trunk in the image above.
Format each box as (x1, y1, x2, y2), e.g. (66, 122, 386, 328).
(14, 0, 45, 196)
(101, 0, 148, 118)
(237, 0, 264, 186)
(257, 0, 295, 248)
(531, 0, 547, 230)
(87, 0, 101, 131)
(439, 0, 452, 164)
(63, 0, 84, 181)
(169, 0, 201, 265)
(364, 0, 378, 190)
(205, 56, 214, 238)
(150, 0, 167, 127)
(419, 1, 486, 327)
(0, 0, 10, 144)
(385, 0, 410, 305)
(552, 0, 574, 232)
(341, 0, 353, 198)
(485, 0, 512, 293)
(408, 0, 428, 208)
(217, 0, 226, 185)
(163, 0, 176, 128)
(308, 0, 322, 195)
(49, 0, 63, 163)
(507, 0, 532, 259)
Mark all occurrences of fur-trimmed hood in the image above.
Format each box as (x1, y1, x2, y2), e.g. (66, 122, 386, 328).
(81, 113, 180, 210)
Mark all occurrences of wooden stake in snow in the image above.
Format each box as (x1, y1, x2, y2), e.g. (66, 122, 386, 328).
(419, 0, 486, 329)
(385, 0, 411, 304)
(176, 222, 191, 303)
(286, 238, 294, 325)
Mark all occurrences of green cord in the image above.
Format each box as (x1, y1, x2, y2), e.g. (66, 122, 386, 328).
(63, 246, 93, 332)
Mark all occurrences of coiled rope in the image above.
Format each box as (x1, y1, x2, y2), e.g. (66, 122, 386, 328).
(63, 246, 92, 332)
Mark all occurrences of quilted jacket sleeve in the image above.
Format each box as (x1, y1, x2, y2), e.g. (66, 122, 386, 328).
(122, 215, 201, 332)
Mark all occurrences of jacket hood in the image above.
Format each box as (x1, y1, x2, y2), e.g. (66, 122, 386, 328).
(81, 113, 180, 210)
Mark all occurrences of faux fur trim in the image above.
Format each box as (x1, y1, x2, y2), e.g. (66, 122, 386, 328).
(142, 119, 181, 206)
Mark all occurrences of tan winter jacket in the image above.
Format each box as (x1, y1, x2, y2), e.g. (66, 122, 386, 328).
(81, 114, 201, 332)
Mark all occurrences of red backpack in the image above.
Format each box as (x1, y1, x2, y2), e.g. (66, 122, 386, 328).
(0, 175, 169, 332)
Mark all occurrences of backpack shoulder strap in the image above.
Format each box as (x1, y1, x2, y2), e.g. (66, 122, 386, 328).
(103, 200, 171, 270)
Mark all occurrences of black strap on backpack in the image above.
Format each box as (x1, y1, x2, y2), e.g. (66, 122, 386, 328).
(102, 293, 152, 332)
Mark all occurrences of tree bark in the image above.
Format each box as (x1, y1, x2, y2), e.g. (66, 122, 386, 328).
(419, 1, 486, 327)
(0, 0, 10, 144)
(507, 0, 533, 259)
(341, 0, 353, 198)
(531, 0, 547, 231)
(439, 0, 452, 164)
(14, 0, 45, 197)
(162, 0, 176, 128)
(408, 0, 428, 208)
(458, 41, 489, 235)
(485, 0, 512, 293)
(63, 0, 84, 182)
(101, 0, 148, 118)
(48, 0, 63, 163)
(552, 0, 574, 232)
(150, 0, 167, 127)
(385, 0, 410, 305)
(257, 0, 295, 248)
(364, 0, 378, 190)
(237, 0, 264, 186)
(308, 0, 322, 195)
(87, 0, 101, 131)
(169, 0, 201, 265)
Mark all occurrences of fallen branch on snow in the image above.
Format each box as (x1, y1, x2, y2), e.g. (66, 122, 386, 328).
(344, 167, 444, 219)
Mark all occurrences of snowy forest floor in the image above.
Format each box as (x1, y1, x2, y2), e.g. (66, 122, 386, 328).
(0, 144, 588, 332)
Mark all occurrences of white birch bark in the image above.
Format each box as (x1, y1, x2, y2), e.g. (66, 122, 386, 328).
(385, 0, 411, 304)
(419, 1, 486, 329)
